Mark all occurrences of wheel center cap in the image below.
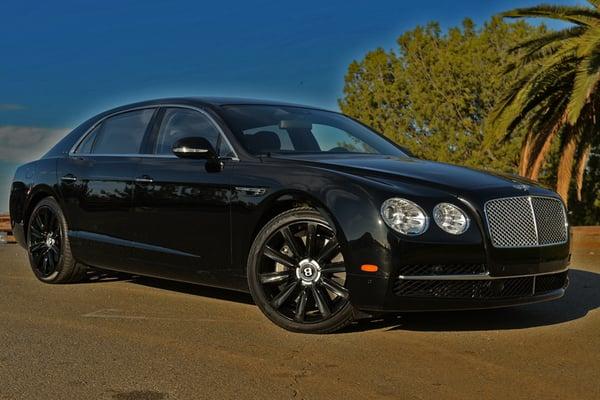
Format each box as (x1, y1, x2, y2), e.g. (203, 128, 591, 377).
(297, 259, 321, 284)
(45, 236, 55, 248)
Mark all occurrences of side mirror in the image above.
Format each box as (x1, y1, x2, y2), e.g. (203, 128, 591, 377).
(172, 137, 217, 160)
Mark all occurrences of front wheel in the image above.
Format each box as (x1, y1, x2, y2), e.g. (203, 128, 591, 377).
(247, 208, 354, 333)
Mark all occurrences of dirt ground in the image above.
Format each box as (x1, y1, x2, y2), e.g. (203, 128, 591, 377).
(0, 237, 598, 400)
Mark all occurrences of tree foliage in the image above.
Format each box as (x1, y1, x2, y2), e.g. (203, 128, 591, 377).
(489, 1, 600, 206)
(340, 15, 600, 224)
(339, 17, 547, 173)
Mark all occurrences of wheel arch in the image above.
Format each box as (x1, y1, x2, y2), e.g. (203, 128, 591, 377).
(250, 189, 349, 248)
(22, 184, 61, 237)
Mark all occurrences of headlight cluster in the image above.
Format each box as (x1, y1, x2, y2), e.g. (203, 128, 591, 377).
(381, 198, 469, 236)
(380, 198, 428, 236)
(433, 202, 470, 235)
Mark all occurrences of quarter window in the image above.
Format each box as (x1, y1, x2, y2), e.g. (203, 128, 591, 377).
(91, 109, 154, 154)
(154, 108, 233, 157)
(75, 124, 101, 154)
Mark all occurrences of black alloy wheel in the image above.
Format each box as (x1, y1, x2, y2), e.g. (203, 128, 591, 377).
(27, 197, 86, 283)
(28, 204, 61, 279)
(248, 208, 354, 333)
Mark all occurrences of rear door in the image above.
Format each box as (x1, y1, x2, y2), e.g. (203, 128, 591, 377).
(130, 106, 238, 284)
(57, 108, 156, 271)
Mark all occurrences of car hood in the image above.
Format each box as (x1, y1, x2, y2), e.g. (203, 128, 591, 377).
(272, 154, 544, 194)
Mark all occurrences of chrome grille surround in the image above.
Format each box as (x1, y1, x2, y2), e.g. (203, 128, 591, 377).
(484, 196, 568, 248)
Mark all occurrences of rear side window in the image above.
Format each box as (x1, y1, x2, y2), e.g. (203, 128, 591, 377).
(90, 109, 154, 154)
(154, 108, 234, 157)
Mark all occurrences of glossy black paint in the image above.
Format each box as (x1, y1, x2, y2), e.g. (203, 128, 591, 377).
(9, 97, 570, 312)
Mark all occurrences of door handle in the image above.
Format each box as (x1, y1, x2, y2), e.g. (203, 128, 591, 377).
(135, 176, 154, 183)
(61, 174, 77, 183)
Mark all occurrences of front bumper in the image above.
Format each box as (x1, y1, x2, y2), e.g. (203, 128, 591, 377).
(347, 257, 570, 313)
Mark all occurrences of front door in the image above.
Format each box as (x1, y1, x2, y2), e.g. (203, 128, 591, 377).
(131, 106, 237, 285)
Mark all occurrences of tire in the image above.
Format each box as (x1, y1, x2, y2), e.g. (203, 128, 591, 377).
(247, 207, 355, 333)
(26, 197, 86, 283)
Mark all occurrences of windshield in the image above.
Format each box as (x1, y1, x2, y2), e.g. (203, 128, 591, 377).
(220, 105, 406, 156)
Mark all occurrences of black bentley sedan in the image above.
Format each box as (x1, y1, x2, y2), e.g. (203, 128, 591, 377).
(9, 97, 570, 333)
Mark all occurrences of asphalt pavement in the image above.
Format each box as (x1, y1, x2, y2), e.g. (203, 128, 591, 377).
(0, 245, 599, 400)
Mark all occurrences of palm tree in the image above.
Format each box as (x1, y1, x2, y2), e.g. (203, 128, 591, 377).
(489, 1, 600, 203)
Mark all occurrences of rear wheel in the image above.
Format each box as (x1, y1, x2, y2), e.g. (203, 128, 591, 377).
(27, 197, 86, 283)
(247, 208, 354, 333)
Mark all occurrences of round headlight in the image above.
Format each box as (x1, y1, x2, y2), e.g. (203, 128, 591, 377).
(380, 198, 429, 236)
(433, 203, 470, 235)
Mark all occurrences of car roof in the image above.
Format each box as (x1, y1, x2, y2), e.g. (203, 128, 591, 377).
(101, 97, 332, 115)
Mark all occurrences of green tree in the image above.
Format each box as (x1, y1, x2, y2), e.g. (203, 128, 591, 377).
(340, 17, 546, 173)
(490, 1, 600, 203)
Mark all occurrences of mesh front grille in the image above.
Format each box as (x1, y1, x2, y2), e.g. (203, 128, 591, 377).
(485, 196, 567, 248)
(398, 264, 487, 276)
(393, 277, 533, 298)
(535, 272, 568, 293)
(531, 198, 569, 245)
(393, 271, 568, 299)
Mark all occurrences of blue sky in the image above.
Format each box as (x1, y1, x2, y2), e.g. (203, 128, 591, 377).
(0, 0, 583, 211)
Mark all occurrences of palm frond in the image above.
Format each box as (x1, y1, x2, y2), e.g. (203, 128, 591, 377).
(494, 48, 576, 114)
(588, 0, 600, 10)
(488, 70, 538, 131)
(522, 88, 570, 133)
(502, 5, 600, 27)
(509, 26, 585, 54)
(508, 69, 574, 133)
(504, 40, 574, 74)
(504, 27, 584, 74)
(566, 46, 600, 124)
(490, 50, 577, 142)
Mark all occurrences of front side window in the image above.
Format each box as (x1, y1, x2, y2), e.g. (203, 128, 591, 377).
(154, 108, 234, 157)
(91, 109, 154, 154)
(220, 105, 406, 156)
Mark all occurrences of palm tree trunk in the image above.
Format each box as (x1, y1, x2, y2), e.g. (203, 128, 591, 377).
(575, 141, 592, 201)
(525, 112, 567, 180)
(519, 131, 532, 176)
(526, 130, 556, 180)
(556, 127, 579, 203)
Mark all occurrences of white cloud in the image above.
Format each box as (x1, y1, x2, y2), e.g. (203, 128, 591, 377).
(0, 126, 70, 163)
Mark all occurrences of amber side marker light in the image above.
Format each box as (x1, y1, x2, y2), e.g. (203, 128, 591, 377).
(361, 264, 379, 272)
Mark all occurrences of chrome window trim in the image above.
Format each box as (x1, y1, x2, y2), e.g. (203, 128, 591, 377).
(69, 153, 177, 158)
(68, 104, 239, 161)
(398, 267, 568, 281)
(68, 105, 157, 156)
(483, 195, 569, 249)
